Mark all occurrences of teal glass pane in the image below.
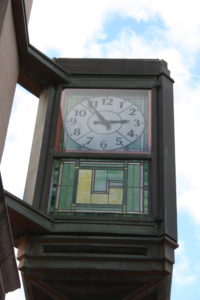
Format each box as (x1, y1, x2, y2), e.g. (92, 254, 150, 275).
(50, 161, 76, 211)
(50, 161, 60, 209)
(61, 163, 69, 184)
(59, 185, 74, 209)
(50, 187, 57, 210)
(59, 163, 75, 209)
(126, 162, 149, 214)
(75, 205, 122, 212)
(80, 161, 124, 168)
(128, 163, 140, 188)
(143, 189, 148, 214)
(58, 185, 68, 209)
(127, 164, 134, 188)
(108, 169, 123, 181)
(67, 163, 76, 185)
(127, 188, 140, 212)
(144, 163, 149, 186)
(110, 181, 123, 187)
(93, 170, 107, 192)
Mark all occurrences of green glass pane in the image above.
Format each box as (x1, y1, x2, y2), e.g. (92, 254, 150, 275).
(93, 170, 107, 192)
(133, 164, 141, 188)
(144, 189, 148, 214)
(58, 183, 75, 210)
(67, 163, 76, 185)
(127, 188, 140, 212)
(75, 205, 122, 212)
(128, 164, 141, 188)
(65, 185, 74, 209)
(127, 164, 134, 188)
(50, 188, 57, 210)
(53, 169, 59, 184)
(80, 162, 124, 168)
(134, 188, 141, 212)
(108, 169, 123, 181)
(144, 163, 149, 186)
(53, 161, 60, 184)
(61, 163, 69, 185)
(58, 185, 68, 209)
(110, 181, 123, 187)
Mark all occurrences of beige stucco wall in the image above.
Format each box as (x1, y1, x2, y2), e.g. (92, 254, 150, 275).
(0, 0, 33, 161)
(23, 88, 50, 205)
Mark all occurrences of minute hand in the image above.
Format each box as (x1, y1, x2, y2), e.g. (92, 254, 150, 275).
(88, 100, 111, 130)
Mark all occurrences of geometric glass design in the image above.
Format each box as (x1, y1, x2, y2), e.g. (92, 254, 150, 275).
(55, 89, 151, 154)
(49, 159, 149, 215)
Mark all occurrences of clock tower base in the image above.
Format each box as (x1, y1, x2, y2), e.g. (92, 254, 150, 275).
(6, 192, 176, 300)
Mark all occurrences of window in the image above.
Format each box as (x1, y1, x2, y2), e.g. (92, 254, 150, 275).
(50, 159, 149, 215)
(49, 89, 151, 216)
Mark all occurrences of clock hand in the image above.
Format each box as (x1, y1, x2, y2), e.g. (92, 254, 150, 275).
(94, 120, 130, 125)
(88, 100, 111, 130)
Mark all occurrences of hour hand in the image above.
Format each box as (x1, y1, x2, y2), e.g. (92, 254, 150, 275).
(94, 120, 130, 125)
(88, 100, 111, 130)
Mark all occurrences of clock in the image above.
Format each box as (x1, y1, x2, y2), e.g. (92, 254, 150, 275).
(57, 89, 151, 153)
(65, 96, 145, 151)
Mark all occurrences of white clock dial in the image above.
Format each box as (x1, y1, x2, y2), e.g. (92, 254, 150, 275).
(65, 96, 145, 151)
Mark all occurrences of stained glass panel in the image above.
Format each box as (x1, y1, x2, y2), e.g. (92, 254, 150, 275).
(49, 159, 149, 215)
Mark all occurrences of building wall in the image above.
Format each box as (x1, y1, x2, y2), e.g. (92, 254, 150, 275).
(0, 0, 33, 161)
(0, 0, 33, 298)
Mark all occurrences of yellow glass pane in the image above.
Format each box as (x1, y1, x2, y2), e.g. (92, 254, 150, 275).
(91, 193, 108, 204)
(76, 170, 92, 203)
(108, 188, 123, 205)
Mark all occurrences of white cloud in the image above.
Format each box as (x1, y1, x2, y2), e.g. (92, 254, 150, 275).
(0, 86, 38, 198)
(28, 0, 200, 57)
(6, 288, 25, 300)
(174, 240, 197, 285)
(5, 249, 25, 300)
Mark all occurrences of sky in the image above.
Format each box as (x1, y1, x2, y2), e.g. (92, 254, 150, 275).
(1, 0, 200, 299)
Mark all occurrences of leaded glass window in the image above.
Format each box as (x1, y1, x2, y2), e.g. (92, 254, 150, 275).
(49, 159, 149, 215)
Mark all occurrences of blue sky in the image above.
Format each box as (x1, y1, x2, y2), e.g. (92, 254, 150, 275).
(1, 0, 200, 299)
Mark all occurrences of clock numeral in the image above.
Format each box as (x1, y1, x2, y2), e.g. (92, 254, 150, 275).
(116, 137, 124, 146)
(93, 100, 98, 108)
(74, 109, 87, 117)
(129, 108, 136, 116)
(119, 101, 124, 109)
(85, 136, 94, 144)
(127, 130, 135, 137)
(73, 128, 81, 136)
(68, 117, 77, 125)
(100, 140, 107, 149)
(102, 98, 113, 105)
(134, 119, 141, 126)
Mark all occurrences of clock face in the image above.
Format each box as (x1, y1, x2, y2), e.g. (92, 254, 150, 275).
(57, 89, 151, 153)
(65, 97, 145, 151)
